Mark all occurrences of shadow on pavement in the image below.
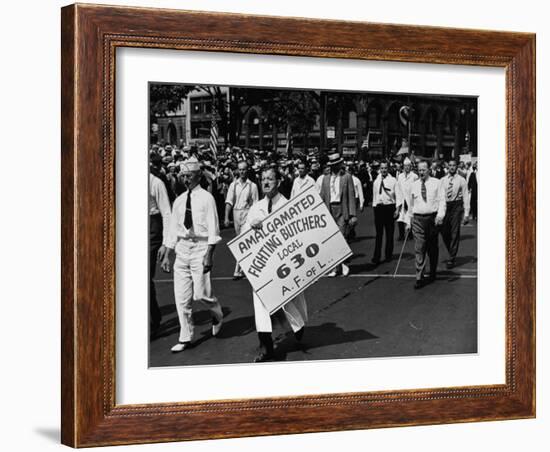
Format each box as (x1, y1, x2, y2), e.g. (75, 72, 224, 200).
(274, 322, 378, 360)
(452, 255, 477, 267)
(214, 315, 256, 339)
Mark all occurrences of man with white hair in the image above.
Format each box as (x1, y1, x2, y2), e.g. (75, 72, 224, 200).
(395, 157, 419, 241)
(159, 156, 224, 353)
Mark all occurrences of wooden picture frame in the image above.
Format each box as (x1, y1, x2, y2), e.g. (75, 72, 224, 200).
(61, 3, 535, 447)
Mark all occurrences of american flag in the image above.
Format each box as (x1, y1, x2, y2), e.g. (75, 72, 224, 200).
(209, 104, 218, 157)
(285, 126, 293, 156)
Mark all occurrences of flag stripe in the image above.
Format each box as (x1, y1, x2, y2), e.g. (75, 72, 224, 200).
(210, 104, 218, 156)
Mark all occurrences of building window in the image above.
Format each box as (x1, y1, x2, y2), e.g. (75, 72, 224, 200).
(348, 111, 357, 129)
(426, 109, 438, 134)
(443, 109, 455, 134)
(191, 121, 211, 139)
(367, 104, 381, 129)
(191, 98, 213, 115)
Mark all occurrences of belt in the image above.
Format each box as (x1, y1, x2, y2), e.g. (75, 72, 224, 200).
(413, 212, 437, 217)
(177, 236, 208, 243)
(330, 202, 341, 206)
(446, 199, 463, 205)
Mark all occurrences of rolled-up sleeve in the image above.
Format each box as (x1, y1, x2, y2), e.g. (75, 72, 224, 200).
(205, 194, 222, 245)
(436, 180, 447, 219)
(165, 197, 181, 249)
(225, 181, 235, 206)
(251, 182, 259, 204)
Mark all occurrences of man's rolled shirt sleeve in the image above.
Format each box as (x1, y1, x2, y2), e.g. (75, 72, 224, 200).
(436, 180, 447, 219)
(206, 195, 222, 245)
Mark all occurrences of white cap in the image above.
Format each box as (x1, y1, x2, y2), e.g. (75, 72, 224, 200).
(180, 156, 201, 172)
(403, 157, 412, 165)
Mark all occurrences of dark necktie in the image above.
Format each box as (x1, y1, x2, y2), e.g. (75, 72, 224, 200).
(379, 176, 385, 194)
(268, 198, 273, 214)
(184, 192, 193, 229)
(447, 177, 454, 200)
(421, 179, 427, 203)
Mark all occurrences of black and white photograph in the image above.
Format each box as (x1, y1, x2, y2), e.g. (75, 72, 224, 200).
(148, 83, 479, 367)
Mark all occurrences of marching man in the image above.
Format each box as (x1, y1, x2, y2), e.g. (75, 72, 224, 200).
(317, 152, 357, 277)
(395, 157, 419, 241)
(224, 160, 259, 279)
(291, 161, 316, 198)
(439, 159, 469, 269)
(405, 160, 446, 289)
(244, 166, 308, 362)
(159, 156, 224, 353)
(372, 161, 397, 264)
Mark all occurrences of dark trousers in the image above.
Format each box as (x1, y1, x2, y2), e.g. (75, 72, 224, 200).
(330, 203, 350, 268)
(373, 204, 395, 261)
(412, 213, 439, 280)
(149, 214, 163, 329)
(470, 189, 478, 220)
(441, 201, 464, 261)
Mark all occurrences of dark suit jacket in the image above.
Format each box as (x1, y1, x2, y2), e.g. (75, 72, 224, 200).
(319, 172, 357, 221)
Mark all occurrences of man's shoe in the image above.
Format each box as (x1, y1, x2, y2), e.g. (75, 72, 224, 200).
(371, 258, 380, 265)
(414, 280, 424, 290)
(232, 272, 244, 280)
(327, 270, 337, 277)
(342, 264, 350, 277)
(446, 260, 454, 269)
(254, 348, 276, 362)
(170, 342, 189, 353)
(212, 315, 223, 336)
(294, 327, 305, 342)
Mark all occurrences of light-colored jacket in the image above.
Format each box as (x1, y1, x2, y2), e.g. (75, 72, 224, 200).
(318, 172, 357, 221)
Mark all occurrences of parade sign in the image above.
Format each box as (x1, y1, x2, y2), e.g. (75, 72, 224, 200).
(228, 186, 353, 314)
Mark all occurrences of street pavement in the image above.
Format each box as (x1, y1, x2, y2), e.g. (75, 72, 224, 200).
(149, 205, 477, 367)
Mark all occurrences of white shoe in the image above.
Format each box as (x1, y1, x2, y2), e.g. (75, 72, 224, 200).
(212, 315, 223, 336)
(342, 264, 350, 277)
(327, 270, 337, 277)
(171, 342, 188, 353)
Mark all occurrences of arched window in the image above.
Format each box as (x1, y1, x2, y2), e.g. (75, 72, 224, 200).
(443, 109, 456, 134)
(167, 123, 178, 145)
(387, 103, 402, 132)
(366, 103, 381, 129)
(348, 110, 357, 129)
(426, 109, 438, 134)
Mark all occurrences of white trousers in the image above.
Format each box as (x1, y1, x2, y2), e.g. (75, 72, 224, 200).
(173, 239, 223, 343)
(232, 208, 249, 274)
(253, 293, 308, 333)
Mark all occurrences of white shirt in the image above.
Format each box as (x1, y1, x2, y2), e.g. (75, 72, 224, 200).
(406, 176, 446, 223)
(441, 173, 468, 202)
(291, 175, 316, 198)
(395, 171, 419, 209)
(329, 174, 342, 203)
(351, 175, 364, 210)
(316, 173, 341, 202)
(149, 174, 172, 246)
(372, 174, 397, 206)
(244, 193, 288, 231)
(225, 178, 259, 211)
(166, 185, 221, 248)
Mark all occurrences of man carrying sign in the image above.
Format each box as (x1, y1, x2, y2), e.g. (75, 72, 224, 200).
(244, 166, 308, 362)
